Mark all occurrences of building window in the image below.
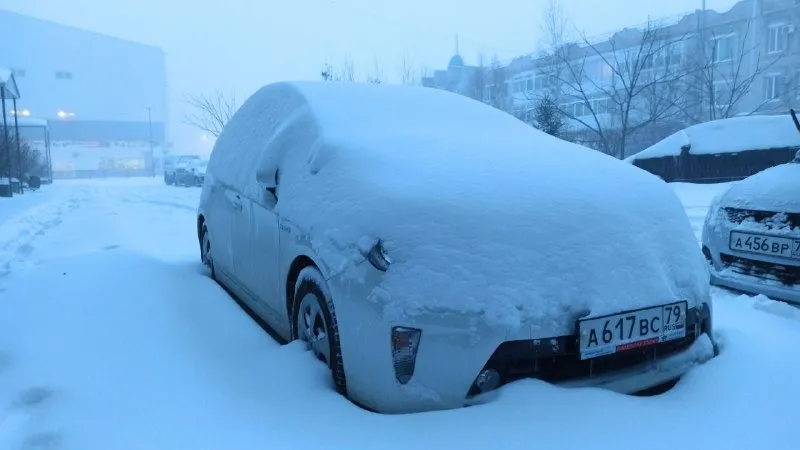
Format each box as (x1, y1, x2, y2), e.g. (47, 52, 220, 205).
(712, 81, 732, 107)
(763, 73, 782, 101)
(534, 74, 554, 90)
(12, 68, 25, 77)
(55, 70, 73, 80)
(712, 34, 736, 63)
(767, 24, 788, 53)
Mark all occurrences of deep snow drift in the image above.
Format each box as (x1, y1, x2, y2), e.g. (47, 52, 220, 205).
(0, 178, 797, 450)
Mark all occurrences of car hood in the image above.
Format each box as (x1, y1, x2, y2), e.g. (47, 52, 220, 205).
(279, 144, 709, 336)
(719, 163, 800, 213)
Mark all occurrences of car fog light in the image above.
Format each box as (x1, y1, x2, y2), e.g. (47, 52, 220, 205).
(391, 327, 421, 384)
(475, 368, 501, 393)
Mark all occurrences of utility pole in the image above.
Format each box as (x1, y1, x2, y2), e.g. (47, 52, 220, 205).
(1, 86, 12, 197)
(13, 98, 22, 193)
(147, 107, 154, 177)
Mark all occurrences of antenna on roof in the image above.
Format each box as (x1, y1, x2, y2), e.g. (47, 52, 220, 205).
(791, 109, 800, 134)
(455, 33, 460, 55)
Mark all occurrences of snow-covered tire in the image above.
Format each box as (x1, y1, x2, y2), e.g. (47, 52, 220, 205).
(291, 267, 347, 395)
(200, 224, 215, 280)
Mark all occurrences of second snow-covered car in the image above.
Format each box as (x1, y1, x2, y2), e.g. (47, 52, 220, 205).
(197, 81, 717, 414)
(703, 152, 800, 304)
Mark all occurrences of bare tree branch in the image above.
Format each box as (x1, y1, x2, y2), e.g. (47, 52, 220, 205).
(541, 13, 692, 157)
(183, 91, 238, 138)
(683, 19, 784, 122)
(396, 54, 417, 85)
(366, 57, 383, 84)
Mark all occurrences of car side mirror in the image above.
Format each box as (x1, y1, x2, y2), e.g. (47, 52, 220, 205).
(255, 168, 279, 202)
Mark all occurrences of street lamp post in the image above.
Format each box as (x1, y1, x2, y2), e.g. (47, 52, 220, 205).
(1, 86, 12, 197)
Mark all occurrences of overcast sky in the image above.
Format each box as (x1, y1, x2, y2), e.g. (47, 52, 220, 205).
(2, 0, 741, 149)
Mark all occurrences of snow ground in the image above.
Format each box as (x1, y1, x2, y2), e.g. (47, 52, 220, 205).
(0, 178, 797, 450)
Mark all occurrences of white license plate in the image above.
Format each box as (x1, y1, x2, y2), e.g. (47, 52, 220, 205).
(578, 301, 687, 360)
(729, 231, 800, 261)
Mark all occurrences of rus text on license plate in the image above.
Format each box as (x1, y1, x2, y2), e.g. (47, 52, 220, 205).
(578, 301, 687, 360)
(729, 231, 800, 261)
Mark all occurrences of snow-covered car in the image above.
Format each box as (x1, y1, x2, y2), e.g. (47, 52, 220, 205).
(702, 153, 800, 304)
(196, 81, 717, 414)
(164, 154, 201, 185)
(191, 159, 208, 186)
(174, 159, 208, 187)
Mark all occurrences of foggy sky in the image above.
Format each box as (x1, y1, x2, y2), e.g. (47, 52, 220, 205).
(1, 0, 740, 149)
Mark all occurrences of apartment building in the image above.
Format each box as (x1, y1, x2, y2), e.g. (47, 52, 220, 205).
(425, 0, 800, 156)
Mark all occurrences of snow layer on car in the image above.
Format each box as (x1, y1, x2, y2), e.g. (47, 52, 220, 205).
(211, 81, 709, 334)
(627, 115, 800, 161)
(719, 163, 800, 216)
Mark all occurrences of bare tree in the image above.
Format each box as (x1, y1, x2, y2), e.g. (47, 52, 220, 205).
(485, 55, 510, 111)
(340, 56, 356, 82)
(397, 54, 417, 85)
(0, 136, 43, 180)
(548, 22, 692, 158)
(321, 56, 358, 82)
(466, 53, 489, 103)
(365, 57, 384, 84)
(184, 91, 238, 138)
(685, 20, 784, 122)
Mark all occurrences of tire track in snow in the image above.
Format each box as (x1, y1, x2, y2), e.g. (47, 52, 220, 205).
(0, 387, 61, 450)
(0, 190, 87, 279)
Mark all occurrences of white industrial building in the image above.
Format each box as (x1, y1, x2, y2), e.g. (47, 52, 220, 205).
(0, 10, 168, 178)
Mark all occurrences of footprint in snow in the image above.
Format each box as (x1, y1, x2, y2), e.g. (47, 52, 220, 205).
(21, 431, 61, 450)
(0, 388, 60, 450)
(0, 352, 11, 373)
(10, 387, 54, 410)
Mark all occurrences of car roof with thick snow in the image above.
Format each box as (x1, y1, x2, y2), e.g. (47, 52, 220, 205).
(210, 81, 664, 199)
(627, 115, 800, 161)
(207, 82, 709, 327)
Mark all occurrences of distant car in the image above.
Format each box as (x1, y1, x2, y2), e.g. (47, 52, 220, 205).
(164, 155, 201, 185)
(702, 152, 800, 304)
(196, 81, 717, 414)
(191, 159, 208, 186)
(174, 159, 208, 187)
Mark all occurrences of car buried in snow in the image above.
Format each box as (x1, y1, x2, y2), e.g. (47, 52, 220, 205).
(196, 81, 718, 414)
(702, 114, 800, 304)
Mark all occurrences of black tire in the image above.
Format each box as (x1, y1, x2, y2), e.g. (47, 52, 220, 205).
(292, 267, 347, 395)
(200, 224, 215, 279)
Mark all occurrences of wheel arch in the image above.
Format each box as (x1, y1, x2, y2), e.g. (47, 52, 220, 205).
(197, 214, 206, 245)
(286, 255, 321, 327)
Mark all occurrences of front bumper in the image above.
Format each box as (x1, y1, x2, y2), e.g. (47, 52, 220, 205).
(704, 209, 800, 305)
(338, 290, 716, 414)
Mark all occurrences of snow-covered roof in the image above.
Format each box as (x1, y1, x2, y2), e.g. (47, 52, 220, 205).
(628, 115, 800, 161)
(0, 67, 20, 100)
(11, 117, 48, 127)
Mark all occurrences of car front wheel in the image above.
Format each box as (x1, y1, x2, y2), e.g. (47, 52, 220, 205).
(292, 267, 347, 395)
(201, 224, 215, 279)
